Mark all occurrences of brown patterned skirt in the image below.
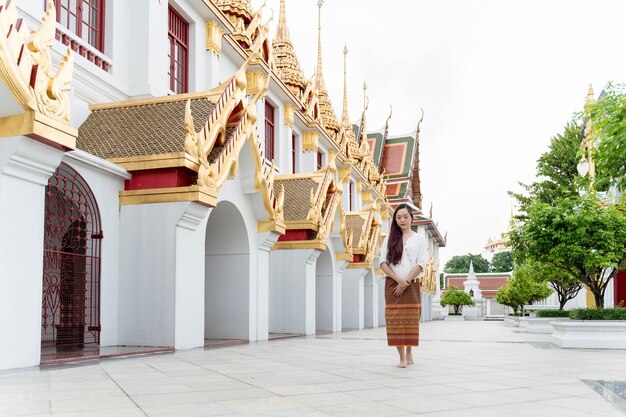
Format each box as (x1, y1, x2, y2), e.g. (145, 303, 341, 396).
(385, 277, 421, 346)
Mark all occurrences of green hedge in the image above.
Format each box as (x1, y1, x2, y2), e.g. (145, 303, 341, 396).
(536, 309, 571, 318)
(569, 308, 626, 320)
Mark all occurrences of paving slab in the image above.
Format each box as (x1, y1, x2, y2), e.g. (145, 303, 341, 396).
(0, 321, 625, 416)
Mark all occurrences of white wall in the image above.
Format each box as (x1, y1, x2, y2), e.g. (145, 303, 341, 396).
(0, 137, 65, 370)
(119, 203, 208, 347)
(269, 249, 319, 334)
(342, 268, 365, 330)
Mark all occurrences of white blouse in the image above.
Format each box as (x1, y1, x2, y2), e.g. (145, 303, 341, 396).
(379, 233, 429, 280)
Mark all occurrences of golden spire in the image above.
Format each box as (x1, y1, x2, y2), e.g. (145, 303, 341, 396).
(359, 82, 369, 143)
(272, 0, 305, 97)
(315, 0, 325, 91)
(277, 0, 289, 38)
(584, 84, 596, 116)
(313, 0, 339, 136)
(342, 45, 349, 126)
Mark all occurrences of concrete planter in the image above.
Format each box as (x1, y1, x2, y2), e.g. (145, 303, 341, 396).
(504, 316, 520, 327)
(551, 320, 626, 349)
(518, 317, 530, 328)
(526, 317, 570, 334)
(445, 315, 464, 321)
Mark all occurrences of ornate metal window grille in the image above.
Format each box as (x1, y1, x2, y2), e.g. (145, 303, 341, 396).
(42, 163, 102, 350)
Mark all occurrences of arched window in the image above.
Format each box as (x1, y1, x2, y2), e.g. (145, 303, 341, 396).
(42, 163, 102, 351)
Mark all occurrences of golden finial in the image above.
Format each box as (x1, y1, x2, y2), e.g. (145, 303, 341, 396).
(276, 0, 289, 39)
(342, 45, 349, 125)
(584, 84, 596, 116)
(316, 0, 325, 90)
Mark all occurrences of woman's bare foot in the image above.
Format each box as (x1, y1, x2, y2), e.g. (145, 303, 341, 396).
(406, 353, 414, 365)
(396, 361, 407, 368)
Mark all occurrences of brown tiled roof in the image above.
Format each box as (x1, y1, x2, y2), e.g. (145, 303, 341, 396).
(346, 214, 365, 248)
(77, 98, 215, 159)
(275, 177, 320, 221)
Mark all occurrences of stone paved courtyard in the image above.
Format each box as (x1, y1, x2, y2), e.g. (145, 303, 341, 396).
(1, 321, 626, 416)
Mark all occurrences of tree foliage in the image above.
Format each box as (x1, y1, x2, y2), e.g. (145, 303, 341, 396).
(444, 254, 490, 274)
(490, 251, 513, 272)
(524, 259, 582, 310)
(590, 83, 626, 192)
(440, 286, 475, 314)
(510, 117, 583, 212)
(509, 193, 626, 307)
(495, 263, 553, 313)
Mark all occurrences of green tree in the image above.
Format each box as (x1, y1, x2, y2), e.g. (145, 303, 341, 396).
(490, 251, 513, 272)
(440, 286, 475, 314)
(510, 193, 626, 307)
(510, 117, 582, 212)
(519, 259, 582, 310)
(590, 83, 626, 191)
(444, 254, 490, 274)
(495, 264, 552, 313)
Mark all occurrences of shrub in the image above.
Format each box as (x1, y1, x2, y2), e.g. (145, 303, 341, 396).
(440, 286, 475, 314)
(569, 308, 626, 320)
(536, 309, 571, 318)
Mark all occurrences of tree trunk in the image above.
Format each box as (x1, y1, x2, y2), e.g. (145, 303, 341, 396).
(559, 297, 567, 310)
(594, 291, 605, 308)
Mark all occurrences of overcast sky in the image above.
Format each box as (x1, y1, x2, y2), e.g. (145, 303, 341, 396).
(256, 0, 626, 266)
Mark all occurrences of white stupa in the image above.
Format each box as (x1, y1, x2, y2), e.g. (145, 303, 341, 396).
(463, 261, 482, 300)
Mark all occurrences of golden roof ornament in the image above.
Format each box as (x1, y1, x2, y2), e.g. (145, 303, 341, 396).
(0, 0, 74, 126)
(314, 0, 339, 137)
(272, 0, 305, 98)
(216, 0, 253, 31)
(340, 45, 356, 143)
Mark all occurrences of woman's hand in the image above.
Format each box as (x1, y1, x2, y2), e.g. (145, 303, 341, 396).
(393, 278, 410, 297)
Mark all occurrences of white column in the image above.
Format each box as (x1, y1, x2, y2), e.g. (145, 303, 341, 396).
(127, 0, 168, 97)
(305, 250, 320, 336)
(364, 270, 378, 328)
(0, 137, 65, 370)
(253, 232, 280, 341)
(174, 203, 211, 350)
(334, 260, 348, 332)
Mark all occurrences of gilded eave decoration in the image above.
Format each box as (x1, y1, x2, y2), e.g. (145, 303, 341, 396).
(272, 161, 340, 250)
(422, 257, 438, 294)
(229, 1, 273, 65)
(0, 0, 76, 148)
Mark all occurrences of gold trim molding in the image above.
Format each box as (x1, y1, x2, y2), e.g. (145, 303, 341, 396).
(206, 20, 224, 56)
(302, 130, 319, 152)
(120, 185, 218, 207)
(246, 70, 267, 97)
(284, 103, 294, 127)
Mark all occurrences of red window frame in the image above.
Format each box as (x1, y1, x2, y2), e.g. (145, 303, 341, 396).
(168, 6, 189, 94)
(265, 101, 275, 160)
(53, 0, 105, 52)
(317, 150, 323, 170)
(291, 132, 297, 173)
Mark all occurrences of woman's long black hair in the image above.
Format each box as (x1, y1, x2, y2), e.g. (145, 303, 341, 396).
(386, 203, 414, 265)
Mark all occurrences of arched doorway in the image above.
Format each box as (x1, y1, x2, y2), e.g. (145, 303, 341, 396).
(205, 201, 250, 344)
(315, 250, 334, 333)
(41, 163, 102, 356)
